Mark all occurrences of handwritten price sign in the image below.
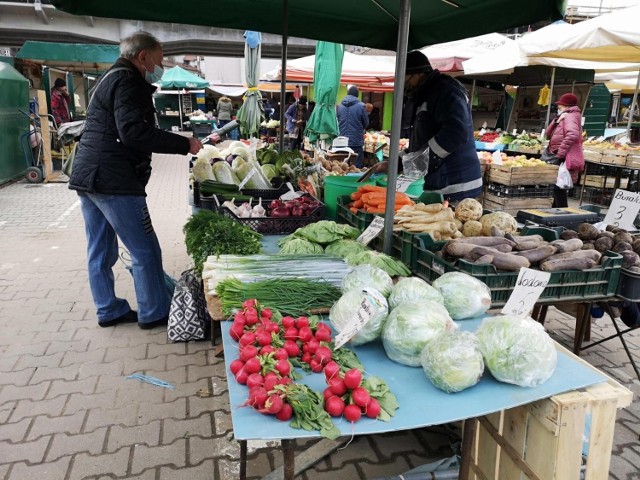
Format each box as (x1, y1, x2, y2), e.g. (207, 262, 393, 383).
(395, 175, 416, 193)
(502, 268, 551, 317)
(603, 189, 640, 231)
(357, 216, 385, 245)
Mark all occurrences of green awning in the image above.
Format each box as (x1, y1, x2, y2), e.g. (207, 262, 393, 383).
(16, 41, 119, 72)
(51, 1, 564, 51)
(157, 66, 210, 89)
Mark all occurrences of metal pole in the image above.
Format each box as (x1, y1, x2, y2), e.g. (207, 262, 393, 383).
(178, 92, 183, 131)
(625, 69, 640, 140)
(544, 67, 556, 130)
(278, 0, 289, 153)
(382, 0, 411, 254)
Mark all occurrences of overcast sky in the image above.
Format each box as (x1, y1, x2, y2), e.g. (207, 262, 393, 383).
(567, 0, 639, 8)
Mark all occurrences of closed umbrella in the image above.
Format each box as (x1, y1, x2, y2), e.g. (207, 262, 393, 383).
(236, 31, 265, 138)
(305, 42, 344, 144)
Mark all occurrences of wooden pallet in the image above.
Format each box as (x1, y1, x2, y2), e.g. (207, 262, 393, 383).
(483, 194, 553, 216)
(488, 165, 559, 186)
(460, 346, 633, 480)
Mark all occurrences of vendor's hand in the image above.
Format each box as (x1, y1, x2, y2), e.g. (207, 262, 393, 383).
(188, 137, 203, 155)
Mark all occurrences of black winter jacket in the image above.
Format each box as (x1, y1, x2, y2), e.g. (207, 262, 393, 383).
(337, 95, 368, 147)
(69, 58, 190, 196)
(401, 70, 482, 202)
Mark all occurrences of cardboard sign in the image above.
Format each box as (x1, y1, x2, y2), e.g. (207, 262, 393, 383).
(492, 150, 503, 165)
(334, 288, 387, 348)
(396, 175, 415, 193)
(357, 216, 385, 245)
(501, 268, 551, 317)
(602, 189, 640, 231)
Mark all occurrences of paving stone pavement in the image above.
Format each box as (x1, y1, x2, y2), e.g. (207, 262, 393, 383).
(0, 154, 639, 480)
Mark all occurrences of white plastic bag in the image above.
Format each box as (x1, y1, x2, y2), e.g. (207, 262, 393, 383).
(401, 145, 430, 178)
(556, 162, 573, 190)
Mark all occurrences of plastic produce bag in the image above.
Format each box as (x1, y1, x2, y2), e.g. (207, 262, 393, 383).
(342, 265, 394, 298)
(401, 145, 430, 178)
(329, 288, 388, 346)
(556, 162, 573, 190)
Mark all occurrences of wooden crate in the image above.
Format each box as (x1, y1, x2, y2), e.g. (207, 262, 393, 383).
(488, 165, 559, 186)
(601, 149, 628, 166)
(626, 154, 640, 169)
(584, 175, 629, 189)
(508, 144, 541, 155)
(583, 149, 604, 163)
(483, 193, 553, 216)
(461, 348, 633, 480)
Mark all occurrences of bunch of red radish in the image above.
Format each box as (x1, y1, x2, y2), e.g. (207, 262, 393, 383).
(228, 299, 337, 422)
(322, 363, 381, 423)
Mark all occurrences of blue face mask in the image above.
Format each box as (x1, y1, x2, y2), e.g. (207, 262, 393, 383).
(144, 63, 164, 84)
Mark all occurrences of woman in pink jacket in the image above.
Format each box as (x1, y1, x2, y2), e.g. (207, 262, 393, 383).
(546, 93, 585, 208)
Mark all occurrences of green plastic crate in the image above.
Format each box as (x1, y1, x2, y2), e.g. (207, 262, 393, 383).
(411, 235, 623, 308)
(371, 230, 414, 265)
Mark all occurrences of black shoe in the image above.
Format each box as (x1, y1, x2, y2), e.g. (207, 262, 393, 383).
(99, 310, 138, 328)
(138, 316, 169, 330)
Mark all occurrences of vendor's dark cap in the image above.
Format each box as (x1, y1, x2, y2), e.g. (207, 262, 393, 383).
(556, 93, 578, 107)
(405, 51, 432, 74)
(298, 96, 307, 105)
(54, 78, 66, 88)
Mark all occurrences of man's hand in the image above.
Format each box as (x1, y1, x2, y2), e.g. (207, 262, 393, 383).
(207, 133, 221, 144)
(188, 137, 203, 155)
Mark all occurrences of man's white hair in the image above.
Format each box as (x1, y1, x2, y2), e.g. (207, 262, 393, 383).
(120, 31, 162, 60)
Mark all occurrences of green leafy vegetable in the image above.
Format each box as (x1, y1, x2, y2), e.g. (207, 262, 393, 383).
(324, 239, 370, 258)
(361, 376, 399, 421)
(183, 210, 262, 276)
(278, 238, 324, 255)
(344, 250, 411, 277)
(291, 221, 360, 245)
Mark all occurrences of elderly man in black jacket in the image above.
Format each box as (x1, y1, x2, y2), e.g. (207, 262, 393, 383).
(69, 31, 202, 329)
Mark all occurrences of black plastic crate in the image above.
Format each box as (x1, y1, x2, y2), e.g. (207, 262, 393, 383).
(485, 182, 554, 198)
(411, 236, 622, 308)
(220, 195, 324, 235)
(617, 268, 640, 302)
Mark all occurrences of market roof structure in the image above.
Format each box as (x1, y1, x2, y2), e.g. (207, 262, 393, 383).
(51, 0, 563, 52)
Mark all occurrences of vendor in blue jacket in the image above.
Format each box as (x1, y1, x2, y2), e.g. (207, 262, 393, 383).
(337, 85, 369, 168)
(400, 51, 482, 201)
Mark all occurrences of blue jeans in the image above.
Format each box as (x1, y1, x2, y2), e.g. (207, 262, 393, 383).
(78, 193, 171, 325)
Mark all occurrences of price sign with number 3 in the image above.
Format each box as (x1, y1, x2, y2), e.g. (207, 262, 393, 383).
(603, 189, 640, 230)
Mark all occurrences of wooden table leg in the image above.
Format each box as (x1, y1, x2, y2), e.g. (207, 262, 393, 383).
(282, 439, 295, 480)
(574, 303, 592, 355)
(459, 418, 478, 480)
(239, 440, 247, 480)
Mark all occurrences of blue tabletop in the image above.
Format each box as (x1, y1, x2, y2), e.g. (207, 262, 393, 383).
(221, 318, 608, 441)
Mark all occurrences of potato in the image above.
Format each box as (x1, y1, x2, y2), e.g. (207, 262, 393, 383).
(606, 224, 616, 232)
(620, 250, 640, 269)
(633, 239, 640, 256)
(613, 241, 632, 253)
(582, 242, 595, 250)
(614, 232, 634, 245)
(594, 237, 613, 253)
(597, 231, 615, 240)
(577, 223, 599, 241)
(560, 230, 579, 240)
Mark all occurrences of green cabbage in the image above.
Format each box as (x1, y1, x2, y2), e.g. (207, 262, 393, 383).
(192, 158, 215, 182)
(420, 330, 484, 393)
(342, 265, 393, 297)
(212, 162, 240, 186)
(344, 251, 411, 277)
(329, 288, 388, 346)
(475, 315, 557, 387)
(261, 164, 277, 181)
(231, 156, 246, 170)
(292, 221, 360, 245)
(381, 300, 457, 367)
(324, 239, 369, 258)
(432, 272, 491, 320)
(388, 277, 444, 309)
(232, 146, 250, 160)
(279, 238, 324, 255)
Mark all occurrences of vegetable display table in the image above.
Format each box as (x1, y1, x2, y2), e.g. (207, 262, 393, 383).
(219, 318, 632, 480)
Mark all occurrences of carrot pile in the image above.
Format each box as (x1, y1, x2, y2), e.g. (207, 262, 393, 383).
(348, 185, 414, 214)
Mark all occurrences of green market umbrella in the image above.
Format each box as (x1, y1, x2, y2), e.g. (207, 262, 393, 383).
(236, 31, 265, 138)
(305, 42, 344, 144)
(157, 66, 209, 89)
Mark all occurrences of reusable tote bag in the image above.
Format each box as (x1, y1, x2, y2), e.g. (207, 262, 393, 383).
(167, 269, 210, 342)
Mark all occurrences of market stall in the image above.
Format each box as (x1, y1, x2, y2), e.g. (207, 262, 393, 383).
(155, 66, 210, 131)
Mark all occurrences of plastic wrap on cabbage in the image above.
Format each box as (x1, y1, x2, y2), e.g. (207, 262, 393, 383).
(192, 158, 215, 182)
(432, 272, 491, 320)
(329, 288, 388, 346)
(381, 300, 457, 367)
(279, 238, 324, 255)
(324, 239, 369, 258)
(420, 330, 484, 393)
(342, 265, 393, 298)
(388, 277, 444, 309)
(476, 315, 557, 387)
(345, 251, 411, 277)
